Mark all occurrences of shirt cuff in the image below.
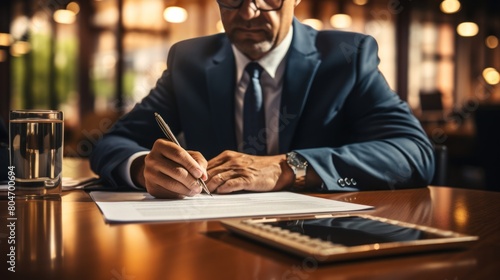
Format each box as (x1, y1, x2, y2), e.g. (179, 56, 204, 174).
(118, 151, 150, 190)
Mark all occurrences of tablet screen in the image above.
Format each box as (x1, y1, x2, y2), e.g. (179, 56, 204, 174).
(265, 216, 442, 247)
(222, 214, 478, 262)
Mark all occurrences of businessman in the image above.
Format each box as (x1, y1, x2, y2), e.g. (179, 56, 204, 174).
(91, 0, 435, 198)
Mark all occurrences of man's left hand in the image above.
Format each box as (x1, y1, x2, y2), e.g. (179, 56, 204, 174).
(206, 150, 294, 193)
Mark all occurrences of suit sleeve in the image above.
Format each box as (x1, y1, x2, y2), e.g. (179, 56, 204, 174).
(298, 35, 435, 191)
(89, 46, 181, 188)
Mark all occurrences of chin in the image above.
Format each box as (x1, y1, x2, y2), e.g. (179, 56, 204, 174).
(235, 40, 273, 59)
(243, 46, 272, 60)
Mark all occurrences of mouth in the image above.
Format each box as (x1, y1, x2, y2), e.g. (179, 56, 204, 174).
(233, 27, 266, 33)
(232, 26, 270, 38)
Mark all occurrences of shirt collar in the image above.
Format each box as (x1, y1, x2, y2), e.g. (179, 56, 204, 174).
(232, 25, 293, 82)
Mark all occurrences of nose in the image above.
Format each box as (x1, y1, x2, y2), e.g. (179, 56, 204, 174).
(238, 0, 261, 20)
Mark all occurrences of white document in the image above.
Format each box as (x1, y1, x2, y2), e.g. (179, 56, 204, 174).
(90, 191, 373, 223)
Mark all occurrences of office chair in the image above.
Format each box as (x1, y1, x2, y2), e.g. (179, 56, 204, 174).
(419, 90, 445, 123)
(420, 91, 444, 112)
(474, 104, 500, 191)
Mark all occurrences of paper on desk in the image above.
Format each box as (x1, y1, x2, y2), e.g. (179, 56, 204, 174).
(90, 191, 373, 223)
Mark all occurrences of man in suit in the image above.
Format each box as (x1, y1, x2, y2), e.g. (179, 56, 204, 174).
(90, 0, 435, 198)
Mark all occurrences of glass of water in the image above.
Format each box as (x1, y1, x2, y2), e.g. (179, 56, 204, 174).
(9, 110, 64, 198)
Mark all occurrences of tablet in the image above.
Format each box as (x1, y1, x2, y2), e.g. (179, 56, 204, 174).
(221, 214, 478, 262)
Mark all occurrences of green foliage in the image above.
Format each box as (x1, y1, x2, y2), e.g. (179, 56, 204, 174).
(10, 30, 77, 110)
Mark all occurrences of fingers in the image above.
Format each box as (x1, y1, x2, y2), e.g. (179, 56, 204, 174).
(206, 170, 247, 194)
(207, 150, 242, 169)
(146, 182, 186, 199)
(157, 139, 207, 179)
(144, 152, 202, 197)
(215, 175, 246, 194)
(153, 140, 205, 179)
(189, 151, 208, 181)
(144, 139, 207, 198)
(206, 151, 284, 194)
(217, 173, 225, 182)
(144, 146, 281, 197)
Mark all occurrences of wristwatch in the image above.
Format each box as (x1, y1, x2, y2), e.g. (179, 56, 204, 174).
(286, 151, 308, 188)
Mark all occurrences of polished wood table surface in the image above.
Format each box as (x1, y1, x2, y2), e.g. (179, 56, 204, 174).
(1, 159, 500, 279)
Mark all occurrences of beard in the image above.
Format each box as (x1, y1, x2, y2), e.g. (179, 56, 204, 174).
(225, 19, 276, 60)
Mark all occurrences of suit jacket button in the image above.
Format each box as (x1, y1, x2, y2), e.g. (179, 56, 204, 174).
(338, 178, 345, 187)
(351, 178, 357, 185)
(345, 177, 351, 186)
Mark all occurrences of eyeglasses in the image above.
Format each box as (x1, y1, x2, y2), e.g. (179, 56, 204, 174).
(217, 0, 285, 12)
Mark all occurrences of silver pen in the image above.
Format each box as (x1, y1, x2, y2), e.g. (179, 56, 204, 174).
(154, 112, 212, 196)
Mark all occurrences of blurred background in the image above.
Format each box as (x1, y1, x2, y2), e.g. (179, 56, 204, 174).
(0, 0, 499, 190)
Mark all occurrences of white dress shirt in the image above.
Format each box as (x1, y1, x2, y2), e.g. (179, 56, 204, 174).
(232, 26, 293, 155)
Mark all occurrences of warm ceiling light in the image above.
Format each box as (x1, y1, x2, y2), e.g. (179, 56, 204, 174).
(0, 33, 12, 46)
(353, 0, 368, 5)
(486, 35, 499, 49)
(11, 16, 29, 40)
(163, 6, 187, 23)
(302, 18, 323, 30)
(457, 22, 478, 37)
(483, 67, 500, 85)
(66, 2, 80, 15)
(330, 14, 352, 29)
(10, 41, 31, 56)
(440, 0, 461, 14)
(53, 9, 76, 24)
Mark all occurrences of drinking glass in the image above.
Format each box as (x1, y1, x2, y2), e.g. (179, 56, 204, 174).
(9, 110, 64, 198)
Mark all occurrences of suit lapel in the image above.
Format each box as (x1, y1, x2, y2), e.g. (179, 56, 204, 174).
(206, 38, 238, 152)
(279, 19, 321, 153)
(204, 20, 321, 154)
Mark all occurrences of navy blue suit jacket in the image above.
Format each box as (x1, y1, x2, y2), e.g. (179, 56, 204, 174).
(90, 19, 435, 191)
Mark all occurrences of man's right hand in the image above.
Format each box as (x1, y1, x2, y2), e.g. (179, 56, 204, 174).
(131, 139, 208, 199)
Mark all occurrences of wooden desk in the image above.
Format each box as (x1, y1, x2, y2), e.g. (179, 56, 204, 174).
(1, 161, 500, 279)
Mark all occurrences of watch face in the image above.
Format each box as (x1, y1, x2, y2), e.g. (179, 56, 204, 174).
(287, 152, 308, 168)
(287, 152, 307, 187)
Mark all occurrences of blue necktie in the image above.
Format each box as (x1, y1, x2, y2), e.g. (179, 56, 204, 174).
(243, 62, 267, 155)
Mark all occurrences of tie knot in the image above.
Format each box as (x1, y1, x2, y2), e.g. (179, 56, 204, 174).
(245, 62, 263, 79)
